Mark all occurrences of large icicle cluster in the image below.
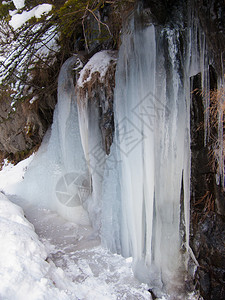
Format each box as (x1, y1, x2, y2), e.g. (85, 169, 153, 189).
(13, 57, 90, 224)
(102, 19, 191, 295)
(101, 10, 214, 295)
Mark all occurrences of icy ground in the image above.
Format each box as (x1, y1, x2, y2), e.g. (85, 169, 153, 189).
(0, 157, 151, 300)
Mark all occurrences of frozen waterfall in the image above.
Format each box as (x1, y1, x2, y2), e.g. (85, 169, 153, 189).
(13, 57, 90, 225)
(102, 20, 190, 294)
(101, 10, 212, 295)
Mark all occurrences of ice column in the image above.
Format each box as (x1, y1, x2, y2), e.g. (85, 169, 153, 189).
(102, 16, 191, 293)
(15, 57, 90, 224)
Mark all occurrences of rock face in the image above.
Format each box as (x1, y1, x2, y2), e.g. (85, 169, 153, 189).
(0, 54, 61, 162)
(190, 70, 225, 300)
(188, 2, 225, 298)
(191, 213, 225, 300)
(76, 50, 117, 155)
(0, 90, 56, 160)
(196, 0, 225, 74)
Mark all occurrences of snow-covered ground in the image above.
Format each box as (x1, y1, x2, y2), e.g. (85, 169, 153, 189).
(0, 157, 151, 300)
(0, 192, 79, 300)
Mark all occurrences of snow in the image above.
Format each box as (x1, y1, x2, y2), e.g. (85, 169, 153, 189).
(12, 0, 25, 10)
(9, 4, 53, 30)
(0, 158, 151, 300)
(29, 95, 38, 104)
(77, 50, 117, 88)
(0, 155, 34, 194)
(0, 192, 77, 300)
(35, 26, 59, 57)
(0, 10, 58, 106)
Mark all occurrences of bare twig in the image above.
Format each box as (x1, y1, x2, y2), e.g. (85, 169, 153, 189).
(86, 8, 112, 36)
(82, 8, 89, 52)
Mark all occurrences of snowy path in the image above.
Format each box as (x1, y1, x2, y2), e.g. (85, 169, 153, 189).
(0, 158, 151, 299)
(2, 192, 150, 300)
(10, 195, 151, 299)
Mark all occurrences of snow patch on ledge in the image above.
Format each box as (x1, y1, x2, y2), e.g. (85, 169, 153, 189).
(77, 50, 117, 88)
(9, 4, 52, 30)
(12, 0, 25, 10)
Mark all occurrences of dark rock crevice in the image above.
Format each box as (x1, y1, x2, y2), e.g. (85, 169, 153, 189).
(190, 68, 225, 299)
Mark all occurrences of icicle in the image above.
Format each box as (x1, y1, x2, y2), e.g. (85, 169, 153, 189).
(102, 13, 192, 293)
(216, 78, 225, 187)
(77, 51, 117, 231)
(14, 57, 90, 225)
